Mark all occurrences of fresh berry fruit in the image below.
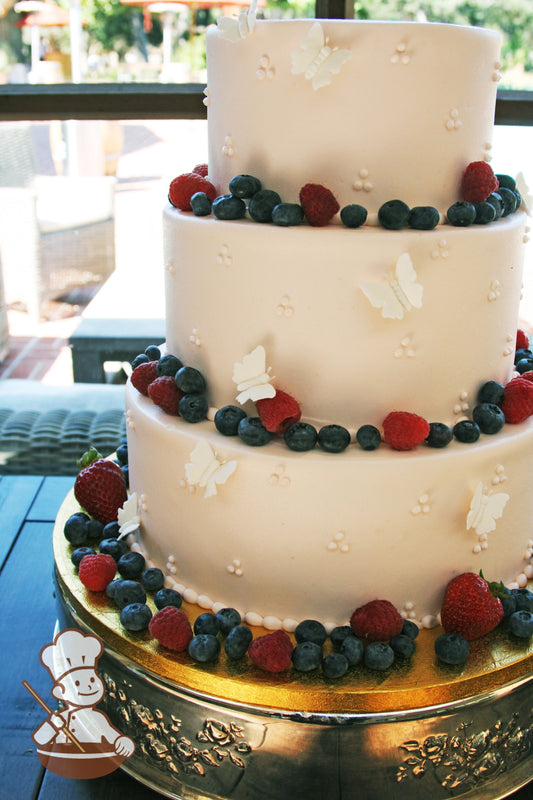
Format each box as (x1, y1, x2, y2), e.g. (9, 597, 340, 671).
(496, 173, 516, 191)
(272, 203, 304, 226)
(78, 553, 117, 592)
(179, 393, 208, 423)
(149, 606, 194, 651)
(364, 641, 395, 670)
(474, 202, 496, 224)
(378, 199, 410, 230)
(500, 377, 533, 423)
(145, 345, 161, 361)
(131, 361, 159, 396)
(516, 357, 533, 374)
(215, 405, 247, 436)
(141, 568, 165, 592)
(194, 612, 220, 636)
(462, 161, 499, 204)
(189, 634, 221, 662)
(440, 572, 504, 641)
(154, 587, 183, 610)
(434, 632, 469, 665)
(148, 376, 184, 415)
(74, 449, 128, 525)
(215, 607, 241, 634)
(498, 187, 518, 216)
(330, 625, 354, 649)
(447, 200, 476, 226)
(408, 206, 439, 230)
(248, 629, 293, 673)
(106, 578, 123, 600)
(225, 625, 253, 659)
(500, 588, 517, 618)
(453, 419, 481, 443)
(256, 389, 301, 434)
(212, 194, 247, 220)
(169, 173, 217, 211)
(356, 424, 381, 450)
(382, 411, 430, 451)
(477, 380, 505, 405)
(318, 424, 351, 453)
(114, 579, 147, 609)
(390, 634, 416, 658)
(131, 353, 149, 369)
(120, 602, 152, 631)
(340, 635, 364, 666)
(248, 189, 282, 223)
(299, 183, 340, 227)
(340, 204, 367, 228)
(238, 416, 272, 446)
(512, 588, 533, 612)
(508, 610, 533, 638)
(175, 366, 206, 394)
(292, 641, 323, 672)
(425, 422, 453, 448)
(156, 353, 183, 377)
(117, 551, 146, 579)
(99, 537, 128, 561)
(229, 174, 261, 198)
(322, 652, 349, 679)
(472, 403, 505, 434)
(193, 163, 209, 177)
(294, 619, 327, 646)
(284, 421, 318, 451)
(350, 599, 403, 642)
(64, 513, 90, 546)
(71, 546, 96, 568)
(86, 519, 104, 541)
(115, 442, 128, 466)
(515, 347, 533, 366)
(401, 620, 419, 640)
(486, 192, 503, 220)
(103, 521, 120, 538)
(190, 191, 212, 216)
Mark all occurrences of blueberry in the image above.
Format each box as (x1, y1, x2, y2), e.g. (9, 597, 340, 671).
(131, 353, 149, 369)
(508, 610, 533, 638)
(215, 607, 241, 634)
(472, 403, 505, 434)
(64, 514, 89, 546)
(511, 588, 533, 612)
(340, 204, 367, 228)
(364, 641, 395, 671)
(284, 422, 317, 452)
(477, 380, 505, 405)
(175, 366, 206, 394)
(294, 619, 327, 646)
(145, 345, 161, 361)
(515, 357, 533, 374)
(292, 641, 323, 672)
(190, 191, 212, 216)
(378, 199, 410, 230)
(229, 174, 261, 198)
(100, 537, 128, 561)
(340, 635, 364, 666)
(141, 568, 165, 592)
(157, 353, 183, 377)
(318, 424, 351, 453)
(114, 579, 147, 609)
(447, 201, 476, 227)
(425, 422, 453, 448)
(453, 420, 480, 444)
(390, 634, 416, 658)
(408, 206, 440, 230)
(103, 521, 121, 539)
(512, 189, 522, 211)
(215, 405, 247, 436)
(271, 203, 304, 227)
(179, 393, 208, 423)
(194, 612, 220, 636)
(321, 652, 349, 679)
(224, 625, 253, 659)
(106, 578, 124, 600)
(117, 551, 146, 579)
(515, 348, 532, 365)
(434, 632, 469, 665)
(474, 202, 496, 224)
(71, 546, 96, 568)
(498, 187, 518, 216)
(212, 194, 246, 220)
(121, 465, 129, 489)
(116, 442, 128, 466)
(401, 619, 419, 640)
(154, 587, 182, 610)
(496, 174, 516, 191)
(248, 190, 282, 223)
(330, 625, 354, 649)
(188, 633, 221, 662)
(238, 416, 272, 446)
(120, 602, 152, 632)
(500, 587, 517, 618)
(356, 424, 381, 451)
(486, 192, 503, 220)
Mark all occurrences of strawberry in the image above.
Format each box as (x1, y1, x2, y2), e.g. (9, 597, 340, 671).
(149, 606, 193, 651)
(441, 572, 504, 641)
(148, 376, 184, 415)
(78, 553, 117, 592)
(299, 183, 340, 227)
(131, 360, 159, 396)
(256, 389, 301, 434)
(74, 448, 128, 525)
(248, 630, 293, 673)
(350, 599, 403, 642)
(192, 163, 209, 177)
(461, 161, 499, 204)
(169, 173, 217, 211)
(516, 329, 530, 351)
(500, 377, 533, 423)
(382, 411, 430, 451)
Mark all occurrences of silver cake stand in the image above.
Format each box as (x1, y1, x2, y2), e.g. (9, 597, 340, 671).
(53, 495, 533, 800)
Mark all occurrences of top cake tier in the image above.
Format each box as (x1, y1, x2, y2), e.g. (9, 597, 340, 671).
(206, 19, 501, 216)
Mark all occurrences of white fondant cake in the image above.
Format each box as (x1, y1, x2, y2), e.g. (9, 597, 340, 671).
(125, 18, 533, 632)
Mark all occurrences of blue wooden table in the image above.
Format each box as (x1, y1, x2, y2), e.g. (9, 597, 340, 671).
(1, 475, 531, 800)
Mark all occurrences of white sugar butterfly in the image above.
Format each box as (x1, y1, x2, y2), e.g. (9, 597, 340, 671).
(515, 171, 532, 216)
(118, 493, 141, 537)
(217, 0, 258, 43)
(185, 440, 237, 499)
(466, 481, 509, 536)
(360, 252, 423, 320)
(291, 21, 352, 91)
(232, 345, 276, 404)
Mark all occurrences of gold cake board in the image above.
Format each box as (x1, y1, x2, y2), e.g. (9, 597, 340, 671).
(53, 493, 533, 799)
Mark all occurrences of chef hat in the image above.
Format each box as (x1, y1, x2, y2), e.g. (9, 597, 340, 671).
(40, 628, 103, 682)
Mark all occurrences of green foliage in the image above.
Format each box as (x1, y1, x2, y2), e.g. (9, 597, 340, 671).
(85, 0, 161, 59)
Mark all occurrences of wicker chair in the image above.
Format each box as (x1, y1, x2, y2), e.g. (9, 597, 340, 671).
(0, 122, 116, 320)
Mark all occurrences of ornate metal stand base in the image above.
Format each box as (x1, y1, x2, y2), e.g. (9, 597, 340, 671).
(53, 496, 533, 800)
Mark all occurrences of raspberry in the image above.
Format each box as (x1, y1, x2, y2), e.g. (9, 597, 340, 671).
(462, 161, 499, 204)
(169, 173, 217, 211)
(382, 411, 430, 451)
(131, 361, 159, 396)
(520, 371, 533, 383)
(350, 599, 404, 642)
(256, 389, 301, 434)
(500, 377, 533, 424)
(78, 553, 116, 592)
(516, 329, 530, 350)
(192, 163, 209, 177)
(299, 183, 340, 227)
(149, 606, 193, 651)
(148, 376, 184, 415)
(248, 630, 293, 673)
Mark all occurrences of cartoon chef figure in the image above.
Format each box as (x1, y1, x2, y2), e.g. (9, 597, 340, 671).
(32, 628, 135, 760)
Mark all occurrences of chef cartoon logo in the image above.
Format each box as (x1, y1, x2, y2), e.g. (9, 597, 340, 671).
(23, 628, 135, 779)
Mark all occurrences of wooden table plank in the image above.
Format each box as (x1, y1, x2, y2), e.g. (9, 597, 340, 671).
(0, 475, 44, 569)
(26, 476, 75, 522)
